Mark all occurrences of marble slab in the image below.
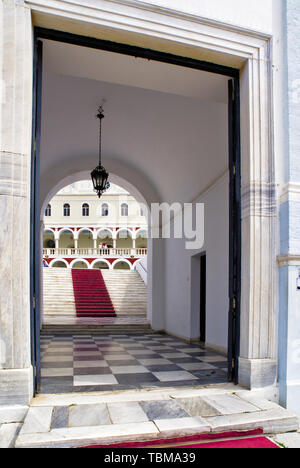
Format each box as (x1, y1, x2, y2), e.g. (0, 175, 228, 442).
(15, 422, 160, 448)
(154, 417, 211, 437)
(20, 407, 53, 435)
(108, 402, 149, 424)
(69, 404, 111, 427)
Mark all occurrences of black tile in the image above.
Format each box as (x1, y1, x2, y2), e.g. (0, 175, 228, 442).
(145, 364, 182, 372)
(115, 373, 159, 385)
(166, 357, 201, 364)
(74, 367, 112, 375)
(106, 360, 140, 366)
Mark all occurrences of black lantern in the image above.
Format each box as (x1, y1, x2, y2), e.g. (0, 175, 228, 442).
(91, 106, 110, 198)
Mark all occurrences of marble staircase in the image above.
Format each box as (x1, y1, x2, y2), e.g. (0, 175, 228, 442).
(101, 270, 147, 316)
(42, 268, 149, 334)
(43, 268, 76, 317)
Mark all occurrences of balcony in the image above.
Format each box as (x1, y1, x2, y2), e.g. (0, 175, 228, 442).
(43, 248, 147, 258)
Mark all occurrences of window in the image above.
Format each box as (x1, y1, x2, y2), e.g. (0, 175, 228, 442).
(121, 203, 128, 217)
(45, 204, 51, 217)
(101, 203, 109, 217)
(63, 203, 70, 217)
(82, 203, 89, 217)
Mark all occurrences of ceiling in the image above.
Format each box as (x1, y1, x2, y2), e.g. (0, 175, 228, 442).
(40, 39, 229, 206)
(43, 40, 228, 103)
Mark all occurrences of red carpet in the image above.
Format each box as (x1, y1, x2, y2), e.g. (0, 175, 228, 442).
(72, 269, 116, 318)
(81, 429, 279, 448)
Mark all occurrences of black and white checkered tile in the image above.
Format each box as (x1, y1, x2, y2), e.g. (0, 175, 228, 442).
(40, 334, 228, 393)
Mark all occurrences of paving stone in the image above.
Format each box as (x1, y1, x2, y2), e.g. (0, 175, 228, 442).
(108, 402, 149, 424)
(0, 423, 22, 448)
(15, 422, 159, 448)
(51, 407, 69, 429)
(0, 405, 28, 424)
(69, 404, 111, 427)
(176, 396, 221, 417)
(154, 417, 211, 437)
(201, 394, 259, 415)
(140, 400, 189, 420)
(20, 407, 53, 434)
(206, 408, 299, 434)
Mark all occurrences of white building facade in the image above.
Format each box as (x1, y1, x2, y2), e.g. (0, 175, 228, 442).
(0, 0, 300, 419)
(43, 181, 148, 270)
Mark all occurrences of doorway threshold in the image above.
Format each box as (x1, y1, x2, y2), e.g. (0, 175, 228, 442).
(15, 385, 298, 448)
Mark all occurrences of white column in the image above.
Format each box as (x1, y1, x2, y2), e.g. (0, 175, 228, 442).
(0, 0, 34, 405)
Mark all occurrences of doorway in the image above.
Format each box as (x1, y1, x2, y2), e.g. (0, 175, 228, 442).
(30, 29, 241, 394)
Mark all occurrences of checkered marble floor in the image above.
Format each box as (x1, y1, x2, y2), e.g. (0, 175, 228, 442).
(40, 334, 228, 393)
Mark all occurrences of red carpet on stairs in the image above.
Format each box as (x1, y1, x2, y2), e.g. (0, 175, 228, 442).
(72, 269, 116, 318)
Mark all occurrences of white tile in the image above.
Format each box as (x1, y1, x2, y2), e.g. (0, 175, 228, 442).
(110, 366, 149, 375)
(108, 402, 149, 424)
(138, 359, 172, 366)
(41, 356, 73, 363)
(128, 349, 157, 355)
(153, 371, 198, 382)
(41, 368, 74, 377)
(73, 360, 108, 368)
(73, 351, 101, 357)
(73, 374, 118, 386)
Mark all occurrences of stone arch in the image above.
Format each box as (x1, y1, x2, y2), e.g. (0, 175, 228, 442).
(49, 258, 69, 268)
(112, 258, 133, 270)
(70, 258, 90, 269)
(91, 259, 111, 270)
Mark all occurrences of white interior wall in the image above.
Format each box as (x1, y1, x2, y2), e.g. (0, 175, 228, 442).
(164, 173, 229, 352)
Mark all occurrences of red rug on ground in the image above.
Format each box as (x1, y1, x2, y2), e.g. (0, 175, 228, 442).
(81, 429, 279, 449)
(72, 269, 116, 318)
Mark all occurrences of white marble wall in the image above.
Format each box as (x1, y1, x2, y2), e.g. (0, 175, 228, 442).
(0, 0, 33, 405)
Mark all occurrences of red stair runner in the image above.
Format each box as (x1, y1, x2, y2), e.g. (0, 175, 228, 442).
(71, 269, 116, 318)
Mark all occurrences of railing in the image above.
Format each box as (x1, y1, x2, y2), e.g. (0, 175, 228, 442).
(43, 248, 148, 257)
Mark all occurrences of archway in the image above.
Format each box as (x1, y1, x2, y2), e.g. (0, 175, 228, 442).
(116, 229, 133, 249)
(43, 229, 55, 249)
(59, 229, 74, 249)
(71, 259, 89, 269)
(92, 260, 111, 270)
(77, 229, 93, 249)
(97, 229, 114, 249)
(50, 259, 68, 268)
(112, 259, 132, 270)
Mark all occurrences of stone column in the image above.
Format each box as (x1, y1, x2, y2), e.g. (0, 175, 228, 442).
(238, 50, 278, 389)
(0, 1, 33, 405)
(278, 0, 300, 415)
